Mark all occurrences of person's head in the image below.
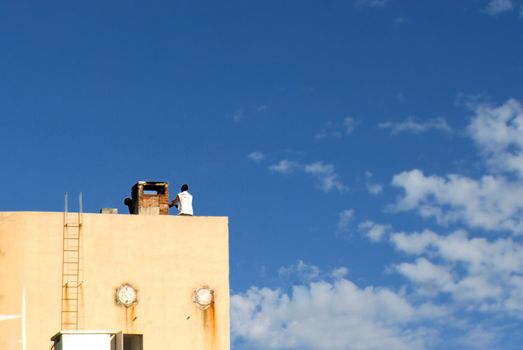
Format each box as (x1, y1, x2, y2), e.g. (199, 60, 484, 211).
(181, 184, 189, 192)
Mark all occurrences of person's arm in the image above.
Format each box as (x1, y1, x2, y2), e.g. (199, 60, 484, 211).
(169, 195, 180, 208)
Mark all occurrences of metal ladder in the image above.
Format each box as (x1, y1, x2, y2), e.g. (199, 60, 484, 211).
(61, 192, 83, 330)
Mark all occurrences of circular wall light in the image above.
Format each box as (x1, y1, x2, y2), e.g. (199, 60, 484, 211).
(193, 286, 214, 309)
(115, 283, 138, 308)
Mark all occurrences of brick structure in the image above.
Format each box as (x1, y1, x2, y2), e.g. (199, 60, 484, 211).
(124, 181, 170, 215)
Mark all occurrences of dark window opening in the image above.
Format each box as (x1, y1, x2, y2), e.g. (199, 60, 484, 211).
(124, 334, 143, 350)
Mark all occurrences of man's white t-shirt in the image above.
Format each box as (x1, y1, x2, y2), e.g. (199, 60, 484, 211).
(177, 191, 193, 216)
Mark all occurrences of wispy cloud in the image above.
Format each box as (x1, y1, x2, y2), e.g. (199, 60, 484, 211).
(338, 209, 355, 232)
(232, 104, 269, 122)
(467, 98, 523, 177)
(304, 161, 349, 192)
(269, 159, 300, 174)
(355, 0, 391, 8)
(316, 117, 357, 139)
(247, 151, 265, 163)
(379, 117, 452, 135)
(278, 261, 349, 283)
(364, 171, 383, 195)
(483, 0, 513, 15)
(358, 220, 391, 242)
(232, 110, 244, 122)
(269, 160, 348, 193)
(278, 260, 321, 281)
(256, 104, 270, 112)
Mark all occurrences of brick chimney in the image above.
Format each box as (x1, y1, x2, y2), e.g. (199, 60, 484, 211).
(124, 181, 169, 215)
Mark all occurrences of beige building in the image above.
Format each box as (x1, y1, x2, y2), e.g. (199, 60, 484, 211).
(0, 182, 230, 350)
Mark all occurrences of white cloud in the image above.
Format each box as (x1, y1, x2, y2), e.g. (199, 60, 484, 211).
(365, 171, 383, 195)
(391, 169, 523, 234)
(315, 121, 338, 139)
(256, 104, 270, 112)
(387, 100, 523, 235)
(355, 0, 391, 8)
(278, 260, 321, 281)
(269, 160, 348, 193)
(337, 209, 354, 232)
(331, 266, 350, 279)
(382, 98, 523, 325)
(483, 0, 513, 15)
(358, 220, 390, 242)
(391, 230, 523, 279)
(367, 183, 383, 195)
(390, 229, 523, 315)
(304, 161, 349, 193)
(379, 117, 452, 135)
(269, 159, 300, 174)
(467, 99, 523, 178)
(394, 258, 455, 295)
(233, 109, 245, 122)
(232, 268, 430, 350)
(390, 229, 439, 255)
(456, 325, 499, 350)
(248, 151, 265, 163)
(278, 261, 349, 282)
(315, 117, 357, 139)
(343, 117, 356, 134)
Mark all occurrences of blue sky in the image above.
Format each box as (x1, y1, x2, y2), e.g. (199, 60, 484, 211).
(2, 1, 523, 349)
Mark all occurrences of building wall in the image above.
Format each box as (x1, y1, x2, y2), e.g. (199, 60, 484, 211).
(0, 212, 230, 350)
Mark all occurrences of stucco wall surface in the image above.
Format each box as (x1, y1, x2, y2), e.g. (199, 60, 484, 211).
(0, 211, 230, 350)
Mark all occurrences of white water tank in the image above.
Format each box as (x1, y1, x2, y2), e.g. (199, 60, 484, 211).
(51, 331, 114, 350)
(51, 331, 143, 350)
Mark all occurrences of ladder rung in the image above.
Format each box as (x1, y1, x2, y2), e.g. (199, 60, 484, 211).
(65, 223, 82, 227)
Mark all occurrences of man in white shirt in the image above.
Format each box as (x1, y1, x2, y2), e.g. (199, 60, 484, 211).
(169, 184, 193, 216)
